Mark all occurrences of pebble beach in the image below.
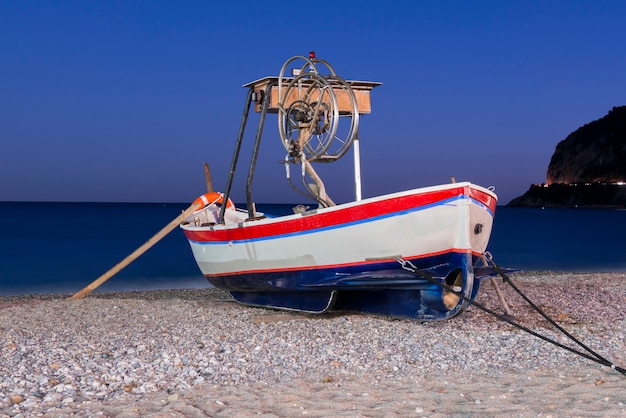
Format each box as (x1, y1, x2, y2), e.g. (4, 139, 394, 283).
(1, 272, 624, 417)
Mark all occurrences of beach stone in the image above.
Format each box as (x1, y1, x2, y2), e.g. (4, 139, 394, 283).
(0, 274, 624, 416)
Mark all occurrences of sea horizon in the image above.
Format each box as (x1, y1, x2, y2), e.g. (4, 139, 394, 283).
(1, 202, 624, 296)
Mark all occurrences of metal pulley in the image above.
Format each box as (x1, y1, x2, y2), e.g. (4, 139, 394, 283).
(277, 54, 359, 162)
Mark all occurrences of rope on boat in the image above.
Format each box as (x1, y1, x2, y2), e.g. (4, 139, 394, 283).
(395, 256, 626, 376)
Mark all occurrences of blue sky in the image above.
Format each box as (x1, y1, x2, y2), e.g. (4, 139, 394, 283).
(1, 1, 625, 205)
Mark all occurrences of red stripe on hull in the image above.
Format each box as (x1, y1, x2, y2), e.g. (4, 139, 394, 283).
(184, 186, 482, 243)
(469, 187, 497, 213)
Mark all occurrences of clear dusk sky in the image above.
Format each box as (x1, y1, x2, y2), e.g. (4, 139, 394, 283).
(2, 1, 625, 205)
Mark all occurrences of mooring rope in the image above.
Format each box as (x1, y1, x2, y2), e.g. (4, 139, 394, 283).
(396, 257, 626, 376)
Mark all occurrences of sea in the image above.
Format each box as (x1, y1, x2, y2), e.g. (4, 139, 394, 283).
(1, 202, 625, 296)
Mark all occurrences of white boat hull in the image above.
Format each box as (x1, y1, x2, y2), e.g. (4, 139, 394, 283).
(181, 182, 497, 319)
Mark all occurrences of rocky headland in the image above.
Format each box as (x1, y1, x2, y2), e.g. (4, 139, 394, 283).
(508, 106, 626, 207)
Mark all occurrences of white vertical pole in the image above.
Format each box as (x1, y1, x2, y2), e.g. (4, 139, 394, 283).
(353, 138, 362, 201)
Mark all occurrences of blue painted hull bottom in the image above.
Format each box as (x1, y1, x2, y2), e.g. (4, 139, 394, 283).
(208, 252, 495, 320)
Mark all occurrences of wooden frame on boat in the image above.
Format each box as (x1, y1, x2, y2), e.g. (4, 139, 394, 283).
(244, 77, 381, 114)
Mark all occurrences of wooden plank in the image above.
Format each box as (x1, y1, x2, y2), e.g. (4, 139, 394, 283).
(246, 77, 380, 114)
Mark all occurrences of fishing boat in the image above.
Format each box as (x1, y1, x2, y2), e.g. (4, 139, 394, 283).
(180, 53, 499, 320)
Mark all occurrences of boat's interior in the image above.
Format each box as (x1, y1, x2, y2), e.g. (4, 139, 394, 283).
(185, 204, 251, 227)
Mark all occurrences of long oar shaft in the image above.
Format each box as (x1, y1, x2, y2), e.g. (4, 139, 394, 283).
(69, 203, 200, 299)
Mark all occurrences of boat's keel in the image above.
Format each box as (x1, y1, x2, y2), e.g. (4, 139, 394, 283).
(332, 280, 476, 320)
(225, 273, 479, 321)
(230, 290, 338, 314)
(206, 254, 486, 320)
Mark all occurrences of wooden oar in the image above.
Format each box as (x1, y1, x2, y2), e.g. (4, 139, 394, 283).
(69, 201, 201, 299)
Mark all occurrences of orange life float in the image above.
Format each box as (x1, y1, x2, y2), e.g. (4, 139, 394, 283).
(192, 192, 235, 210)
